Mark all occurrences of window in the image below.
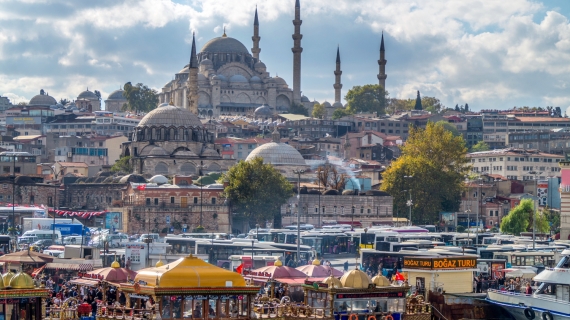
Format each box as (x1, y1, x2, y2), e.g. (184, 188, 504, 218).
(154, 198, 159, 205)
(194, 197, 198, 204)
(14, 167, 20, 173)
(170, 197, 175, 204)
(146, 198, 151, 206)
(211, 198, 216, 204)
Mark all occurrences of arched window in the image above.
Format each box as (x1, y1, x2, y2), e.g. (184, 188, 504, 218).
(155, 162, 168, 175)
(180, 163, 196, 175)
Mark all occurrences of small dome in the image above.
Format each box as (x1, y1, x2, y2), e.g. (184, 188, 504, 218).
(77, 89, 98, 100)
(1, 271, 13, 287)
(212, 74, 227, 81)
(201, 36, 250, 55)
(230, 74, 248, 83)
(138, 105, 203, 128)
(246, 142, 306, 166)
(29, 91, 57, 106)
(111, 260, 121, 268)
(155, 259, 164, 268)
(323, 189, 339, 195)
(371, 275, 391, 287)
(178, 66, 190, 74)
(195, 176, 216, 186)
(301, 96, 310, 102)
(274, 258, 283, 267)
(254, 104, 272, 116)
(332, 101, 343, 108)
(254, 61, 266, 69)
(273, 76, 287, 86)
(340, 269, 370, 289)
(323, 101, 332, 108)
(250, 76, 262, 83)
(9, 272, 34, 289)
(322, 276, 343, 288)
(312, 259, 321, 265)
(200, 58, 213, 67)
(149, 175, 169, 184)
(107, 89, 126, 100)
(118, 174, 147, 184)
(198, 74, 208, 81)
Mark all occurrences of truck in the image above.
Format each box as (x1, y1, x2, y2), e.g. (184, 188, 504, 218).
(52, 224, 84, 236)
(22, 218, 74, 232)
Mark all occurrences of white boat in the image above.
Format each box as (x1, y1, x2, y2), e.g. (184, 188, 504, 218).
(486, 249, 570, 320)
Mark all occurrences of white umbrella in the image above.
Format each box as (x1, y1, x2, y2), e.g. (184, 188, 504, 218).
(505, 268, 536, 278)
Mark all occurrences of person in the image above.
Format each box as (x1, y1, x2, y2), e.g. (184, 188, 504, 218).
(343, 261, 349, 272)
(525, 283, 532, 295)
(126, 257, 131, 270)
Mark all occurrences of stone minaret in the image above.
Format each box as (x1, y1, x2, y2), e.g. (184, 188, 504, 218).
(377, 32, 387, 90)
(251, 6, 261, 60)
(186, 32, 199, 114)
(291, 0, 303, 104)
(334, 46, 343, 103)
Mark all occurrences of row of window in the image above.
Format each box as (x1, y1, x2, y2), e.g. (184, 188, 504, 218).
(46, 124, 92, 129)
(474, 157, 560, 163)
(379, 129, 407, 134)
(145, 197, 217, 206)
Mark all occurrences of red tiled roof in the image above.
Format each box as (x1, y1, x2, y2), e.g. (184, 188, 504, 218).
(515, 117, 570, 122)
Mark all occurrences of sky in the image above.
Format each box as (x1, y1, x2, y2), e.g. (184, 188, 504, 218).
(1, 0, 570, 112)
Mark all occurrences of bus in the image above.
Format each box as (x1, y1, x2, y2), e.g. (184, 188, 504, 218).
(493, 251, 557, 269)
(0, 235, 11, 254)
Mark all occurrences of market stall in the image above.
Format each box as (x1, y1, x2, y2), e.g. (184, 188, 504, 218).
(296, 260, 344, 278)
(0, 269, 50, 320)
(0, 251, 53, 270)
(70, 259, 138, 302)
(118, 254, 260, 320)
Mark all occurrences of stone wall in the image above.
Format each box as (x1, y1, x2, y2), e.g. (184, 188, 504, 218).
(62, 183, 125, 210)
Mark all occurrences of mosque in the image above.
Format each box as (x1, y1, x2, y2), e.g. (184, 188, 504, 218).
(157, 0, 387, 119)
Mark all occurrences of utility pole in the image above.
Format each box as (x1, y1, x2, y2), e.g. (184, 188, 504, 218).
(529, 170, 543, 250)
(404, 175, 413, 226)
(293, 169, 304, 261)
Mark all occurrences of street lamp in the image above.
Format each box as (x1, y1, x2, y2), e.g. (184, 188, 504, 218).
(292, 169, 304, 261)
(403, 176, 413, 226)
(528, 170, 543, 250)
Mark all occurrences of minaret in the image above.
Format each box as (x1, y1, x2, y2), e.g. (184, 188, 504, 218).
(291, 0, 303, 104)
(251, 6, 261, 60)
(186, 32, 199, 114)
(377, 32, 387, 90)
(334, 46, 343, 103)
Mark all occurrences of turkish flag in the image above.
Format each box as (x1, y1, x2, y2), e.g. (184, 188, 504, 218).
(236, 264, 243, 274)
(136, 184, 146, 191)
(395, 271, 405, 281)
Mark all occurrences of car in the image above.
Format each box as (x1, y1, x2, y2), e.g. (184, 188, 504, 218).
(32, 239, 53, 248)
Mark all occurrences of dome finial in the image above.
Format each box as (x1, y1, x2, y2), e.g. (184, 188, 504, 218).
(223, 26, 227, 38)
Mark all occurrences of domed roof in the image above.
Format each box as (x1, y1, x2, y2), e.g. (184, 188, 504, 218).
(250, 76, 262, 83)
(78, 89, 98, 100)
(138, 104, 203, 128)
(273, 76, 287, 85)
(246, 142, 306, 166)
(340, 269, 370, 289)
(1, 271, 13, 287)
(135, 255, 246, 288)
(107, 89, 126, 100)
(301, 96, 310, 102)
(201, 36, 249, 55)
(371, 275, 391, 287)
(155, 259, 164, 267)
(178, 66, 190, 74)
(111, 260, 121, 268)
(149, 175, 169, 184)
(230, 74, 248, 83)
(9, 272, 34, 289)
(332, 101, 343, 108)
(254, 104, 272, 116)
(212, 74, 227, 81)
(323, 101, 332, 108)
(118, 174, 147, 184)
(157, 102, 169, 108)
(200, 58, 213, 66)
(254, 61, 266, 69)
(29, 92, 57, 106)
(322, 276, 343, 288)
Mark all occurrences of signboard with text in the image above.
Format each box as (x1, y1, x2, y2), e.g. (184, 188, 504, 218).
(403, 257, 477, 270)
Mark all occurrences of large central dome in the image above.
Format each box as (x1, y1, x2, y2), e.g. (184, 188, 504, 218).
(201, 36, 249, 55)
(138, 104, 203, 128)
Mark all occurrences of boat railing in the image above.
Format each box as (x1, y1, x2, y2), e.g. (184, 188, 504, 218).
(488, 289, 570, 306)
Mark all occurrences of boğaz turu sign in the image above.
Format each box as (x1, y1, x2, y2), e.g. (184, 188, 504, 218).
(403, 257, 477, 270)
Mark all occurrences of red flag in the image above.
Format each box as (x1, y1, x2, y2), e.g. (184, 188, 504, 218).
(395, 271, 405, 281)
(236, 263, 243, 274)
(136, 184, 146, 191)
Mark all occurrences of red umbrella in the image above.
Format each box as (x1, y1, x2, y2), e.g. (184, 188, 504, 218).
(245, 265, 307, 281)
(296, 265, 344, 279)
(84, 267, 137, 284)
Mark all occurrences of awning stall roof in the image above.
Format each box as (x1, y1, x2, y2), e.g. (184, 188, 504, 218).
(45, 263, 93, 271)
(69, 278, 100, 287)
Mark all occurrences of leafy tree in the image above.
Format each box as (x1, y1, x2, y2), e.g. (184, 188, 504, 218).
(435, 120, 460, 137)
(121, 82, 159, 113)
(94, 90, 102, 101)
(500, 199, 548, 235)
(414, 91, 423, 110)
(312, 103, 326, 119)
(59, 98, 69, 106)
(544, 206, 560, 234)
(332, 108, 353, 120)
(222, 157, 293, 228)
(464, 103, 469, 112)
(381, 122, 470, 224)
(454, 104, 460, 112)
(422, 97, 444, 114)
(315, 164, 348, 191)
(345, 84, 388, 115)
(387, 98, 413, 113)
(111, 156, 133, 173)
(470, 141, 490, 152)
(289, 103, 309, 116)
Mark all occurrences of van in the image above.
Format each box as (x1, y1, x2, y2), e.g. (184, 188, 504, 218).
(17, 236, 38, 244)
(20, 229, 62, 244)
(138, 233, 160, 243)
(63, 236, 86, 245)
(105, 234, 128, 248)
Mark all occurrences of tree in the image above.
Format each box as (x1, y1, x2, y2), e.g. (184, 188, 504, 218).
(94, 90, 102, 101)
(315, 164, 348, 191)
(312, 103, 326, 119)
(435, 120, 460, 137)
(470, 141, 490, 152)
(345, 84, 388, 115)
(500, 199, 548, 235)
(121, 82, 159, 113)
(110, 156, 133, 173)
(464, 103, 469, 112)
(289, 103, 309, 116)
(222, 157, 293, 228)
(414, 91, 423, 110)
(332, 108, 353, 120)
(454, 104, 460, 112)
(422, 97, 444, 114)
(381, 122, 470, 224)
(59, 98, 69, 106)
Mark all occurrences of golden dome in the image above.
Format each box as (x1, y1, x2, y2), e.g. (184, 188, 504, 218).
(2, 271, 14, 287)
(274, 259, 283, 267)
(135, 255, 247, 288)
(322, 276, 342, 288)
(111, 260, 121, 268)
(312, 259, 320, 265)
(9, 272, 34, 289)
(340, 269, 370, 289)
(371, 275, 391, 287)
(155, 259, 164, 267)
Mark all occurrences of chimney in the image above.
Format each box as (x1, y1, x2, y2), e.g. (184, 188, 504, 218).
(173, 175, 193, 186)
(367, 132, 372, 145)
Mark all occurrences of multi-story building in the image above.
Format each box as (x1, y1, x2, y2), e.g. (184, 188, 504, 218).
(54, 135, 128, 167)
(93, 113, 140, 136)
(278, 117, 353, 139)
(215, 137, 271, 160)
(506, 129, 570, 154)
(467, 148, 563, 180)
(44, 113, 95, 136)
(0, 152, 38, 175)
(0, 96, 13, 112)
(464, 115, 483, 149)
(5, 106, 54, 134)
(340, 131, 402, 161)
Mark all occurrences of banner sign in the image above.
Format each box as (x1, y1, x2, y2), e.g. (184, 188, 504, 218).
(403, 257, 477, 270)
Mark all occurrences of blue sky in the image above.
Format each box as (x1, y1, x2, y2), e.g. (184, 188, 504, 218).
(1, 0, 570, 112)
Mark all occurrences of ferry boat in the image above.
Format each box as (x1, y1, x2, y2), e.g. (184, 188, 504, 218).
(486, 249, 570, 320)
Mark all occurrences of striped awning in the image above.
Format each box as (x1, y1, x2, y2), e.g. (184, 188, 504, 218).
(69, 278, 100, 287)
(45, 263, 93, 271)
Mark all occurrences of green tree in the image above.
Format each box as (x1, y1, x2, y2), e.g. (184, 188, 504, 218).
(332, 108, 353, 120)
(422, 97, 444, 114)
(121, 82, 159, 113)
(111, 156, 133, 173)
(222, 157, 293, 228)
(464, 103, 469, 112)
(471, 141, 490, 152)
(94, 90, 102, 101)
(289, 103, 309, 116)
(381, 122, 470, 224)
(345, 84, 388, 115)
(500, 199, 549, 235)
(312, 103, 326, 119)
(435, 120, 460, 137)
(59, 98, 69, 106)
(414, 91, 423, 110)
